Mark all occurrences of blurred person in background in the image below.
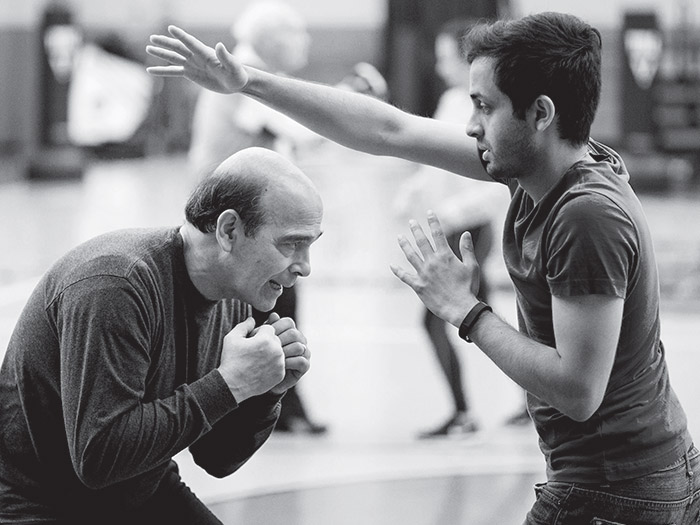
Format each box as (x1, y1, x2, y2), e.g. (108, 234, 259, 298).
(394, 18, 509, 438)
(188, 0, 387, 180)
(0, 148, 320, 524)
(187, 0, 386, 435)
(147, 12, 698, 523)
(190, 0, 320, 435)
(188, 1, 316, 179)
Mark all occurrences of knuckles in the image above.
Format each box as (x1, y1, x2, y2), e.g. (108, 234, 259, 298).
(271, 316, 296, 333)
(286, 328, 304, 344)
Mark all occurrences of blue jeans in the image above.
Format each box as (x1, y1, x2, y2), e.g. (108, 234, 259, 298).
(525, 445, 700, 525)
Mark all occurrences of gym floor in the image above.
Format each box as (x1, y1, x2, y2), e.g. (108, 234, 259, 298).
(1, 144, 698, 524)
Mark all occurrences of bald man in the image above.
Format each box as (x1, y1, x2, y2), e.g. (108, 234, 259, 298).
(0, 147, 323, 524)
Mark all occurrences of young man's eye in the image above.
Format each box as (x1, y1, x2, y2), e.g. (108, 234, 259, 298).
(471, 97, 488, 111)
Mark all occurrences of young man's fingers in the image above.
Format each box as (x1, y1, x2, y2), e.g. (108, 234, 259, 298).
(215, 43, 237, 68)
(146, 65, 185, 77)
(167, 25, 212, 57)
(426, 211, 450, 251)
(149, 34, 192, 57)
(459, 231, 476, 262)
(145, 45, 186, 65)
(408, 220, 435, 258)
(397, 234, 425, 271)
(390, 263, 419, 291)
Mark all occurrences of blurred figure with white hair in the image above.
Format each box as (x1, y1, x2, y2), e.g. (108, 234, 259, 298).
(189, 1, 326, 436)
(188, 1, 314, 177)
(188, 1, 386, 436)
(189, 0, 387, 178)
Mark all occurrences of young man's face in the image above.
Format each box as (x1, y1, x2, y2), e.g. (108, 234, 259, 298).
(224, 186, 323, 312)
(466, 57, 536, 181)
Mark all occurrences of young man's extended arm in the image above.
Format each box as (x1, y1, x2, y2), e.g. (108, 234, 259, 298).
(146, 26, 489, 180)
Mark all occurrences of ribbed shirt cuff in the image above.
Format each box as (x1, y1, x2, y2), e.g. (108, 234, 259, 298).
(189, 369, 238, 426)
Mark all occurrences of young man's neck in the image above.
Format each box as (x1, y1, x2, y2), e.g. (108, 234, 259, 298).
(519, 141, 590, 203)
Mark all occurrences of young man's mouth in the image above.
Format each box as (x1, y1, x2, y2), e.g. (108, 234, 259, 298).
(478, 146, 490, 170)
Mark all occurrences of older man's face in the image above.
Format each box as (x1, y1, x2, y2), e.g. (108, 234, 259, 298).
(224, 185, 323, 312)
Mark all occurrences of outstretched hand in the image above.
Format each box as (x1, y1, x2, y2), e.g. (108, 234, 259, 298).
(390, 212, 481, 327)
(146, 25, 248, 94)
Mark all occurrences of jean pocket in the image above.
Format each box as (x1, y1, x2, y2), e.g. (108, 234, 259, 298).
(591, 519, 675, 525)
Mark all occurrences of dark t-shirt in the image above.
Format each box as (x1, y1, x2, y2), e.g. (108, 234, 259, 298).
(503, 140, 691, 483)
(0, 227, 282, 521)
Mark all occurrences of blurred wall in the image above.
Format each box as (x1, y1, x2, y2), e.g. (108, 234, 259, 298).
(0, 0, 385, 30)
(1, 0, 694, 30)
(0, 0, 697, 179)
(515, 0, 696, 28)
(0, 0, 387, 169)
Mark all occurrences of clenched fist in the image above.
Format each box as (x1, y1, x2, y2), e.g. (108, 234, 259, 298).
(217, 317, 285, 403)
(264, 312, 312, 394)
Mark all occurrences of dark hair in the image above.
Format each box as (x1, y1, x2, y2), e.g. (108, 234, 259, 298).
(465, 12, 602, 146)
(184, 173, 267, 236)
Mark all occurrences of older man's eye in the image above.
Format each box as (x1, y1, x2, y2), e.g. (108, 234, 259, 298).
(278, 242, 300, 256)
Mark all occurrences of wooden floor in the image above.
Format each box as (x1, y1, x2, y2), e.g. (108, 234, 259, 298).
(1, 145, 698, 524)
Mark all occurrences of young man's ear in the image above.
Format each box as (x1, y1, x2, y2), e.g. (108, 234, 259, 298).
(215, 209, 242, 252)
(532, 95, 556, 132)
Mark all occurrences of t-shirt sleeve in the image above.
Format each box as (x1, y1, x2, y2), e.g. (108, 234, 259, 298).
(545, 192, 637, 298)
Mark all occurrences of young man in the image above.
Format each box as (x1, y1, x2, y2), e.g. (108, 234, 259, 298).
(0, 147, 323, 524)
(146, 12, 698, 523)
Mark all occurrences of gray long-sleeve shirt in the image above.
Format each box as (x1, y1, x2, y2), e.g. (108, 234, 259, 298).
(0, 227, 282, 520)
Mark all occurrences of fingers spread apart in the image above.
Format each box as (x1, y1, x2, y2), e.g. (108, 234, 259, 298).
(148, 34, 192, 58)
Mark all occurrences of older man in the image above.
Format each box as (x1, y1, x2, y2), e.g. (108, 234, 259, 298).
(0, 147, 323, 524)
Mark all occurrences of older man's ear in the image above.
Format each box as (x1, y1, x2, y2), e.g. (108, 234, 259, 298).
(215, 209, 243, 252)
